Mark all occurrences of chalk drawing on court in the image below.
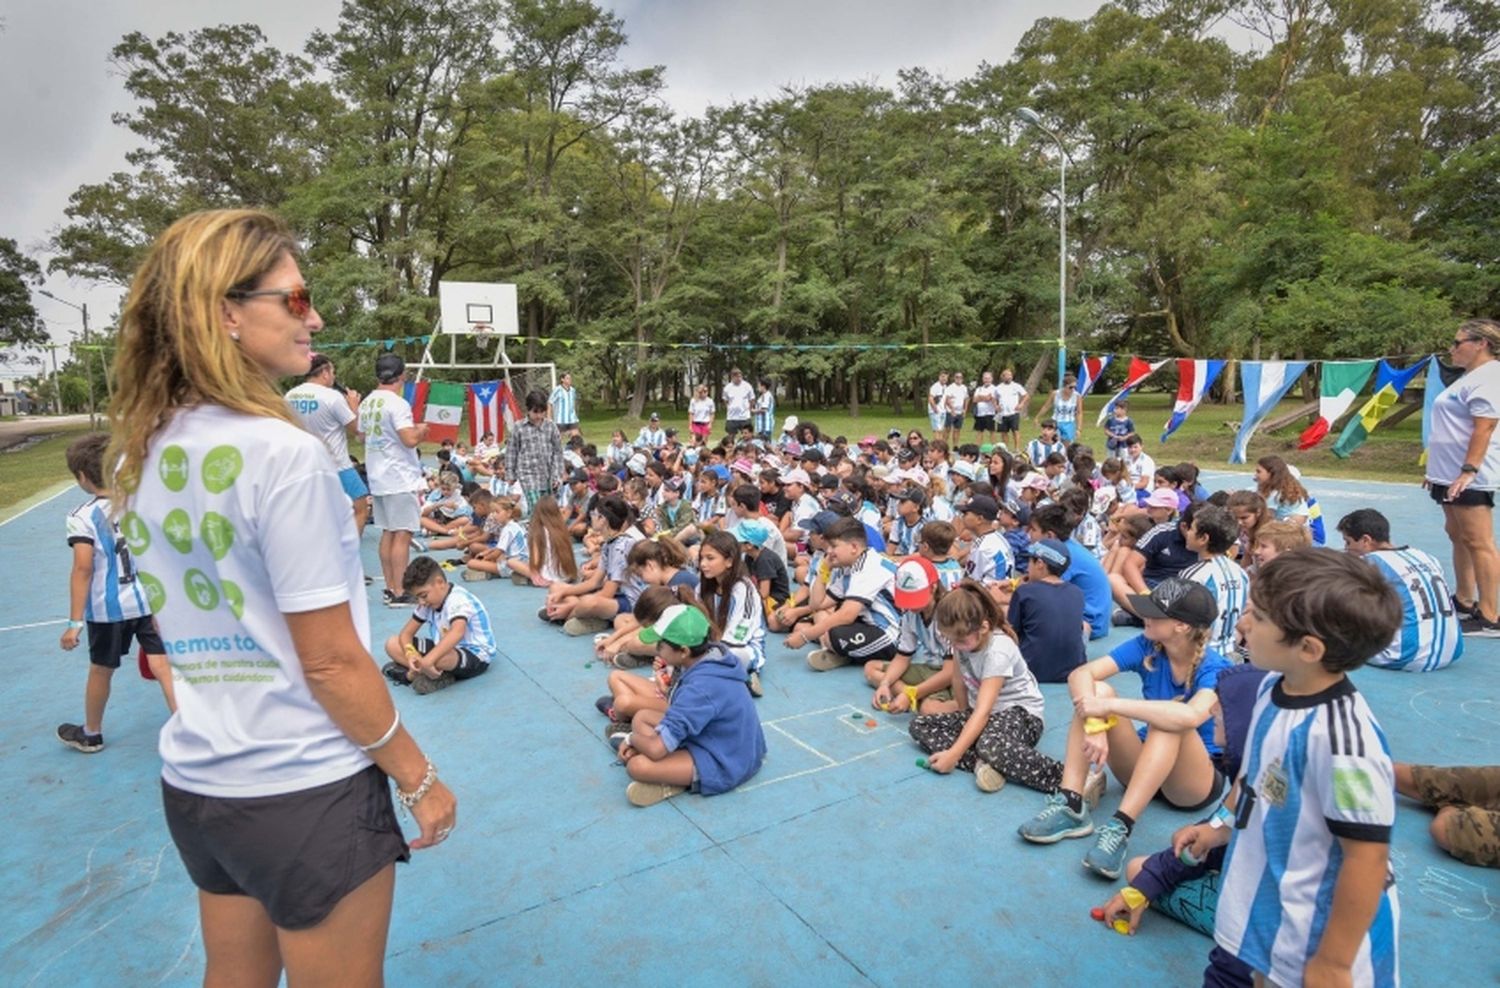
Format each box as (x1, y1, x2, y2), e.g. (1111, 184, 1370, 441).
(1417, 867, 1498, 922)
(1407, 687, 1500, 748)
(740, 705, 909, 792)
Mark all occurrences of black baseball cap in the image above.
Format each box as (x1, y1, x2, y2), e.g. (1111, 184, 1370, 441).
(804, 510, 841, 535)
(1127, 577, 1219, 627)
(898, 487, 927, 508)
(375, 353, 406, 384)
(964, 494, 999, 521)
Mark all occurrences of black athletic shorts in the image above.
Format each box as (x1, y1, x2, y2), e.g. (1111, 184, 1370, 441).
(827, 621, 899, 663)
(162, 764, 409, 930)
(1428, 483, 1495, 508)
(1153, 765, 1227, 814)
(87, 616, 163, 669)
(413, 638, 490, 679)
(973, 414, 996, 433)
(997, 413, 1021, 434)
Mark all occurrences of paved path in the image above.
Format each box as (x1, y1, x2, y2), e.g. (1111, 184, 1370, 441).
(0, 413, 94, 450)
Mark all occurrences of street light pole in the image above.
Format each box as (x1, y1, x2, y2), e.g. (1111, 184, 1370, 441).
(40, 290, 97, 428)
(1016, 107, 1068, 391)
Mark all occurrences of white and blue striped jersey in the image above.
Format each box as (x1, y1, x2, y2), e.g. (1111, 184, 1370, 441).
(754, 390, 776, 435)
(890, 515, 924, 556)
(549, 384, 578, 424)
(965, 530, 1015, 584)
(495, 519, 529, 561)
(414, 584, 495, 662)
(828, 549, 901, 634)
(1026, 438, 1066, 464)
(67, 496, 151, 623)
(1364, 547, 1462, 672)
(1216, 675, 1399, 987)
(895, 608, 950, 669)
(1181, 555, 1249, 658)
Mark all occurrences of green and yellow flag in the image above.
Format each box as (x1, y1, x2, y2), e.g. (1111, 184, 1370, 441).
(1331, 358, 1429, 459)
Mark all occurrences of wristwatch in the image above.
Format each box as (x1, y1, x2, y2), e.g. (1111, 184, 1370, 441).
(1460, 464, 1480, 474)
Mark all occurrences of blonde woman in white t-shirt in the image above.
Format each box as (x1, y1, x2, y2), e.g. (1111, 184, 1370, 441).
(109, 209, 454, 987)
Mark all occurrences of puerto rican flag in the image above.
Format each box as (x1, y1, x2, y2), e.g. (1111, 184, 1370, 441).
(468, 380, 523, 444)
(1076, 354, 1113, 397)
(403, 380, 429, 420)
(1095, 356, 1167, 425)
(1161, 359, 1225, 442)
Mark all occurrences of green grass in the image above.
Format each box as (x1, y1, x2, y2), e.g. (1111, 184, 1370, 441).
(0, 423, 96, 515)
(0, 392, 1426, 514)
(575, 391, 1427, 483)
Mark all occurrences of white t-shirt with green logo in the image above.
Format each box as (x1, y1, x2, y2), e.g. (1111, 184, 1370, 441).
(358, 390, 424, 496)
(130, 404, 371, 797)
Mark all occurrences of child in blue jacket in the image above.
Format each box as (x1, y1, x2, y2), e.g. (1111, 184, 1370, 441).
(615, 603, 767, 806)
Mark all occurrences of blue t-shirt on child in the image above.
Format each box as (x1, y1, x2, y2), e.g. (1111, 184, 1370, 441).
(1108, 634, 1233, 754)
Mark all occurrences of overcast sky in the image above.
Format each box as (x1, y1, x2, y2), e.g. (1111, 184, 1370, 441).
(1, 0, 1106, 359)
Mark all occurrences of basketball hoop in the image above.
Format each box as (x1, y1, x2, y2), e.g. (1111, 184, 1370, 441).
(471, 323, 494, 340)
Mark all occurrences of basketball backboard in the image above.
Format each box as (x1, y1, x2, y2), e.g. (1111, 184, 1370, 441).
(438, 281, 519, 336)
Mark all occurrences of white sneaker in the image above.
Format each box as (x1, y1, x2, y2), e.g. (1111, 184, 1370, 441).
(1083, 767, 1108, 811)
(975, 761, 1007, 793)
(806, 648, 850, 672)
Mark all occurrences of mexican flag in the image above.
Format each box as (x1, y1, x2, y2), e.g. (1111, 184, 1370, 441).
(1332, 358, 1429, 458)
(1298, 360, 1376, 450)
(423, 382, 465, 443)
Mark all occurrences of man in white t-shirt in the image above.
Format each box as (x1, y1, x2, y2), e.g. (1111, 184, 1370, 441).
(993, 368, 1029, 452)
(928, 372, 950, 434)
(943, 372, 970, 446)
(286, 353, 369, 533)
(723, 367, 755, 439)
(971, 370, 998, 444)
(358, 353, 428, 607)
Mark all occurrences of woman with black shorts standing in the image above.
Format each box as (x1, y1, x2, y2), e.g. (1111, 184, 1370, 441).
(109, 209, 455, 985)
(1427, 318, 1500, 637)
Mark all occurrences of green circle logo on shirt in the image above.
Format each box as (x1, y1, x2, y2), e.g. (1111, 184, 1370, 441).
(202, 446, 243, 494)
(138, 571, 167, 612)
(159, 446, 190, 492)
(200, 512, 235, 561)
(184, 569, 220, 611)
(163, 509, 194, 554)
(120, 512, 150, 554)
(222, 579, 244, 620)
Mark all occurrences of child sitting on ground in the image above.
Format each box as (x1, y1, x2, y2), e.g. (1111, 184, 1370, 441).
(426, 488, 490, 554)
(57, 433, 176, 753)
(1185, 548, 1402, 988)
(918, 520, 965, 589)
(614, 603, 768, 807)
(420, 472, 472, 536)
(1006, 539, 1086, 683)
(1018, 577, 1233, 880)
(787, 518, 901, 673)
(542, 496, 646, 636)
(868, 556, 955, 714)
(1249, 518, 1312, 572)
(526, 495, 579, 588)
(596, 585, 703, 736)
(382, 556, 495, 695)
(907, 581, 1064, 794)
(697, 530, 769, 696)
(463, 496, 533, 585)
(1179, 505, 1249, 659)
(597, 536, 699, 667)
(733, 518, 791, 617)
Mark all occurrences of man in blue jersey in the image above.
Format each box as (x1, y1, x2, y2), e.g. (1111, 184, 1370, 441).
(57, 434, 177, 752)
(548, 371, 580, 437)
(1338, 508, 1463, 672)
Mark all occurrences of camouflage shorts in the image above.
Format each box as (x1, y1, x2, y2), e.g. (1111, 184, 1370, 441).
(1410, 764, 1500, 868)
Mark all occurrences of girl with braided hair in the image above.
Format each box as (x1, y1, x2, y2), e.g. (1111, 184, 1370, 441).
(1018, 577, 1234, 881)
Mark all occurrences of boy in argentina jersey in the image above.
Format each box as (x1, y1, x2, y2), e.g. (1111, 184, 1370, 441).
(1189, 549, 1403, 988)
(382, 557, 495, 693)
(1180, 505, 1250, 658)
(1337, 508, 1463, 673)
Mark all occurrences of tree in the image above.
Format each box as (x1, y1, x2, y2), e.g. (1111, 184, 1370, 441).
(0, 238, 45, 347)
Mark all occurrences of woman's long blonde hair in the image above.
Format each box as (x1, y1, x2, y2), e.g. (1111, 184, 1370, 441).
(109, 209, 301, 504)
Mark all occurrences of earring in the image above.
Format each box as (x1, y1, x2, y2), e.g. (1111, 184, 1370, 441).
(229, 332, 240, 341)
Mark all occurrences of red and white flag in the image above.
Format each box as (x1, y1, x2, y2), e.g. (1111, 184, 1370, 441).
(1095, 357, 1168, 425)
(468, 380, 523, 443)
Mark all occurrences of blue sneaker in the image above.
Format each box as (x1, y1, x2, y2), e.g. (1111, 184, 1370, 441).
(1083, 817, 1130, 879)
(1018, 792, 1094, 844)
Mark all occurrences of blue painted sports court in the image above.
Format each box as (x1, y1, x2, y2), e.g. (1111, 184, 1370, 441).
(2, 470, 1497, 985)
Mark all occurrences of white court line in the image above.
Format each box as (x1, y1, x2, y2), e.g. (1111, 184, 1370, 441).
(0, 619, 66, 634)
(740, 741, 910, 793)
(1198, 470, 1423, 491)
(765, 722, 836, 766)
(762, 704, 852, 726)
(0, 482, 74, 528)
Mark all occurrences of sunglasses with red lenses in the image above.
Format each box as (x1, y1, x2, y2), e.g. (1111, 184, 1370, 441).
(226, 285, 313, 318)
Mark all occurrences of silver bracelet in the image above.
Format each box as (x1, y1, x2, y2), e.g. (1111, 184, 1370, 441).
(395, 761, 437, 813)
(360, 711, 401, 752)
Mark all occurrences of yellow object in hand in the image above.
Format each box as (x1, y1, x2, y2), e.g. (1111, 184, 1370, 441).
(904, 685, 919, 710)
(1084, 715, 1118, 735)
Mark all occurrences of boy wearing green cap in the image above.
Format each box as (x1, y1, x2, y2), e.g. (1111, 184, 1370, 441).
(615, 604, 768, 806)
